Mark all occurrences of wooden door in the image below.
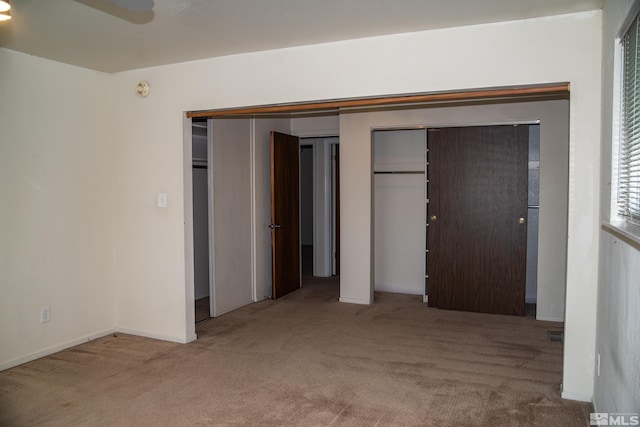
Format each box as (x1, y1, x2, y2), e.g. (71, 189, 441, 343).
(427, 125, 528, 316)
(271, 132, 301, 299)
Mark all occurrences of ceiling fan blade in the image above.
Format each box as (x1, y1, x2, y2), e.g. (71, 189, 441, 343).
(106, 0, 154, 12)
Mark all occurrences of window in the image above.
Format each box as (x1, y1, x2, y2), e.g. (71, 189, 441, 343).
(620, 11, 640, 225)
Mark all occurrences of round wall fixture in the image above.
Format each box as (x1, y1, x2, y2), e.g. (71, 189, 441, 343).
(136, 81, 150, 98)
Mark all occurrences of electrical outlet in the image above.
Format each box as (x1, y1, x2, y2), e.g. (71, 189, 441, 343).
(40, 305, 50, 323)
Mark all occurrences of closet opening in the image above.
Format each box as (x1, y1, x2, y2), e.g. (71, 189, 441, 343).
(525, 124, 540, 318)
(373, 128, 427, 297)
(299, 136, 340, 283)
(372, 123, 540, 317)
(192, 118, 213, 324)
(300, 144, 314, 277)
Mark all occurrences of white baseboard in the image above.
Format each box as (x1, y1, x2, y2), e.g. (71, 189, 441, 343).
(339, 296, 371, 305)
(423, 295, 428, 303)
(562, 390, 592, 402)
(537, 314, 565, 322)
(374, 284, 423, 295)
(115, 327, 193, 344)
(0, 327, 116, 371)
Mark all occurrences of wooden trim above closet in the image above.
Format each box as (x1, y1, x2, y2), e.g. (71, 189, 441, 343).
(186, 83, 569, 118)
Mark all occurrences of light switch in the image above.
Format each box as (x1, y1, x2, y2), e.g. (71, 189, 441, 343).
(158, 192, 167, 208)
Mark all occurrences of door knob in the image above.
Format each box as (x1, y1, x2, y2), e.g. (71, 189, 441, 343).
(429, 215, 437, 222)
(268, 224, 282, 229)
(518, 217, 525, 224)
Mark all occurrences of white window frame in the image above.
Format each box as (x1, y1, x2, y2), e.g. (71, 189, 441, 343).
(615, 8, 640, 225)
(610, 1, 640, 234)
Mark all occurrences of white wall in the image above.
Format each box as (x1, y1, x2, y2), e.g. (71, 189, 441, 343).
(291, 115, 339, 137)
(595, 0, 640, 414)
(110, 11, 600, 399)
(596, 232, 640, 412)
(0, 49, 115, 369)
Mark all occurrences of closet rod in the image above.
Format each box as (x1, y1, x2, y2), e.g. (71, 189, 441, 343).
(374, 171, 425, 174)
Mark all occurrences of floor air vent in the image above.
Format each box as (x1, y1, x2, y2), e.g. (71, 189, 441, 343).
(548, 330, 564, 343)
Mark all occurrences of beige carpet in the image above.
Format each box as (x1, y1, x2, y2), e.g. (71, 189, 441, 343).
(0, 277, 591, 426)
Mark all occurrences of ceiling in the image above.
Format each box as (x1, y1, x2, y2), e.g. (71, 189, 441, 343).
(0, 0, 602, 73)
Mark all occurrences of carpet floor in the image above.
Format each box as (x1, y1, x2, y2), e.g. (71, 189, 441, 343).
(0, 277, 591, 426)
